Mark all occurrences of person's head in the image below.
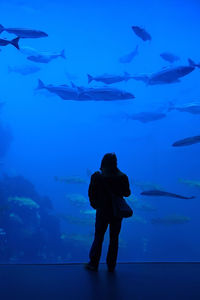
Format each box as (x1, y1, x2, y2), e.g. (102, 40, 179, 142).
(100, 153, 118, 174)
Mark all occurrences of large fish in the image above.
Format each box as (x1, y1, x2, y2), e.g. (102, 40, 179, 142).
(132, 63, 195, 85)
(125, 112, 166, 123)
(27, 49, 66, 63)
(0, 37, 20, 49)
(78, 86, 135, 101)
(160, 52, 180, 63)
(172, 135, 200, 147)
(168, 102, 200, 115)
(141, 189, 195, 199)
(151, 215, 190, 225)
(0, 24, 48, 38)
(87, 72, 133, 84)
(119, 45, 139, 63)
(132, 26, 151, 41)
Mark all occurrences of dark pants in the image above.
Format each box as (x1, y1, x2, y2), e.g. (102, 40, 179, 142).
(89, 210, 122, 269)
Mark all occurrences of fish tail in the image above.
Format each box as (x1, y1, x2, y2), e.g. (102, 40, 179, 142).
(0, 24, 4, 34)
(10, 37, 20, 50)
(60, 49, 66, 59)
(188, 58, 196, 67)
(36, 79, 45, 90)
(168, 101, 175, 112)
(87, 74, 93, 84)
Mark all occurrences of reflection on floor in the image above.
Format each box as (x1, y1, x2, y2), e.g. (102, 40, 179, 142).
(0, 263, 200, 300)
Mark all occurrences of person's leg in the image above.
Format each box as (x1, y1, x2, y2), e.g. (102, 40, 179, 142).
(106, 217, 122, 270)
(89, 211, 109, 268)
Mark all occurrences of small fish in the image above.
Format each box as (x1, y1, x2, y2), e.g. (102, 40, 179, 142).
(160, 52, 180, 63)
(55, 176, 87, 184)
(151, 214, 190, 225)
(132, 26, 152, 41)
(125, 112, 166, 123)
(66, 193, 88, 206)
(119, 45, 139, 63)
(179, 178, 200, 188)
(141, 189, 195, 200)
(8, 64, 41, 75)
(0, 24, 48, 38)
(168, 102, 200, 115)
(172, 135, 200, 147)
(0, 37, 20, 49)
(87, 72, 133, 84)
(27, 49, 66, 63)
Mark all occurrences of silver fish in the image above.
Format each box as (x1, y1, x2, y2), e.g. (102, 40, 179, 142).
(132, 64, 195, 85)
(160, 52, 180, 63)
(8, 64, 41, 75)
(0, 24, 48, 38)
(132, 26, 151, 41)
(125, 112, 166, 123)
(27, 49, 66, 63)
(168, 102, 200, 114)
(172, 135, 200, 147)
(119, 45, 139, 63)
(87, 72, 133, 84)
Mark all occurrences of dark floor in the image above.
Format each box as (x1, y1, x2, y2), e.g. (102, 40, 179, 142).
(0, 263, 200, 300)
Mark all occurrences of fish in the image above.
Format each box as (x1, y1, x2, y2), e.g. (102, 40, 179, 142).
(125, 112, 166, 123)
(54, 176, 87, 184)
(0, 37, 20, 49)
(37, 79, 79, 100)
(8, 64, 41, 75)
(80, 209, 96, 216)
(66, 194, 88, 206)
(141, 189, 195, 200)
(132, 26, 152, 41)
(87, 72, 133, 84)
(27, 49, 66, 63)
(58, 214, 93, 226)
(78, 86, 135, 101)
(0, 24, 48, 38)
(172, 135, 200, 147)
(179, 178, 200, 188)
(168, 102, 200, 114)
(160, 52, 180, 63)
(0, 228, 6, 235)
(134, 182, 163, 191)
(188, 58, 200, 68)
(151, 214, 190, 225)
(132, 63, 195, 85)
(119, 45, 139, 63)
(131, 200, 157, 212)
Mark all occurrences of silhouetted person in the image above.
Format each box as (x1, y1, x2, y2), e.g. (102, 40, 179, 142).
(85, 153, 131, 272)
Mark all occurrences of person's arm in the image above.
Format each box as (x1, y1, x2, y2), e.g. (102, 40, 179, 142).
(121, 174, 131, 197)
(88, 172, 100, 209)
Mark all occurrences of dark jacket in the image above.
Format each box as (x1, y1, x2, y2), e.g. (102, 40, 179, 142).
(88, 170, 131, 217)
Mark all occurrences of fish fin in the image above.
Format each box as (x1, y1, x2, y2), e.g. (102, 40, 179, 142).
(0, 24, 4, 34)
(36, 79, 45, 90)
(60, 49, 66, 59)
(87, 74, 93, 84)
(10, 37, 20, 50)
(124, 71, 130, 77)
(70, 81, 76, 88)
(188, 58, 196, 67)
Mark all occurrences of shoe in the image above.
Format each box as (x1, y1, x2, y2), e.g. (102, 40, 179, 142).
(84, 263, 98, 272)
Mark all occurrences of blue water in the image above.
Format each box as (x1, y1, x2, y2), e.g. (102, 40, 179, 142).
(0, 0, 200, 263)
